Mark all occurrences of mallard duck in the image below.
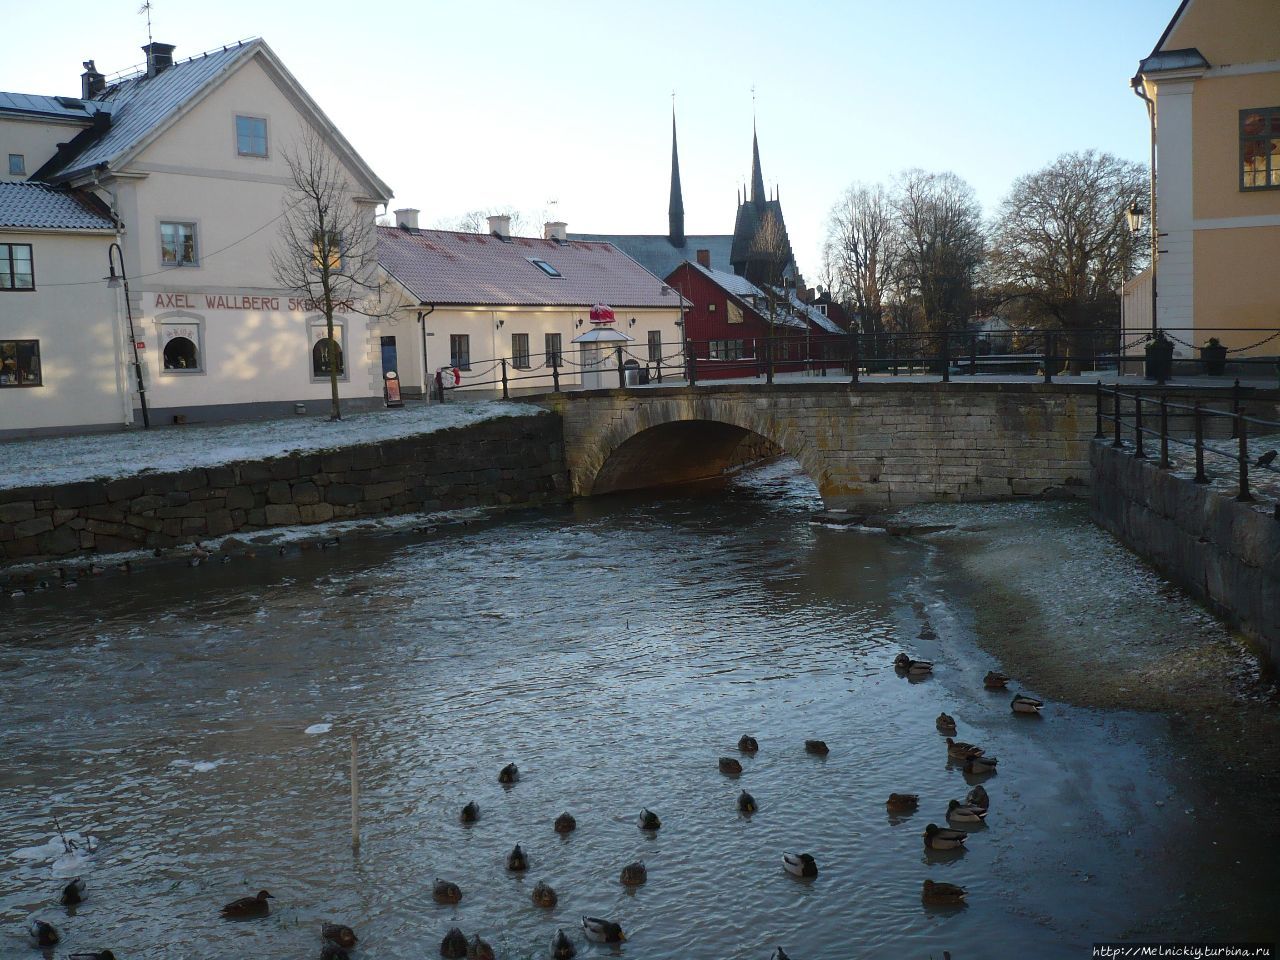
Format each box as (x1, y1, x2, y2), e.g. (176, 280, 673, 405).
(965, 784, 989, 811)
(946, 737, 983, 759)
(460, 801, 480, 823)
(433, 879, 463, 904)
(321, 945, 351, 960)
(738, 734, 759, 753)
(506, 844, 528, 871)
(922, 878, 967, 904)
(637, 808, 661, 831)
(440, 927, 468, 959)
(737, 790, 757, 814)
(964, 754, 999, 775)
(620, 860, 647, 886)
(582, 916, 626, 943)
(469, 933, 496, 959)
(532, 880, 558, 908)
(68, 952, 116, 960)
(936, 713, 957, 734)
(322, 922, 358, 948)
(782, 852, 818, 878)
(894, 653, 933, 675)
(946, 799, 987, 823)
(1011, 693, 1044, 715)
(28, 919, 60, 946)
(771, 950, 791, 960)
(718, 756, 743, 776)
(554, 811, 577, 833)
(923, 823, 967, 850)
(551, 928, 576, 958)
(804, 739, 829, 756)
(886, 793, 919, 812)
(61, 876, 86, 905)
(498, 763, 520, 784)
(984, 671, 1010, 690)
(220, 889, 273, 918)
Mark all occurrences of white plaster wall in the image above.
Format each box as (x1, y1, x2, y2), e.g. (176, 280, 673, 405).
(0, 117, 87, 181)
(1154, 79, 1197, 334)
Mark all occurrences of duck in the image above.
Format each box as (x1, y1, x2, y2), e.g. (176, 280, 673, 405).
(551, 928, 577, 958)
(554, 811, 577, 833)
(441, 927, 468, 959)
(532, 880, 558, 908)
(946, 799, 987, 823)
(738, 734, 759, 753)
(894, 653, 934, 675)
(718, 756, 743, 776)
(737, 790, 758, 814)
(220, 889, 273, 918)
(1011, 693, 1044, 715)
(506, 843, 529, 871)
(936, 713, 957, 735)
(637, 808, 661, 831)
(923, 823, 967, 850)
(68, 953, 116, 960)
(771, 950, 791, 960)
(620, 860, 647, 886)
(498, 762, 520, 784)
(922, 878, 967, 904)
(804, 739, 829, 756)
(582, 916, 626, 943)
(965, 784, 990, 812)
(433, 879, 463, 904)
(984, 671, 1010, 690)
(469, 933, 496, 959)
(320, 946, 351, 960)
(945, 737, 983, 759)
(61, 876, 86, 905)
(322, 923, 358, 948)
(886, 793, 919, 812)
(964, 754, 999, 775)
(28, 919, 60, 946)
(782, 852, 818, 878)
(460, 801, 480, 823)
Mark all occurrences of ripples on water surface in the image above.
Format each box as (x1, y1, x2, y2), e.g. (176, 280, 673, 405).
(1, 460, 1276, 958)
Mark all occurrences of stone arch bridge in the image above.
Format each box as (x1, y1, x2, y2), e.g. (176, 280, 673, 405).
(536, 382, 1097, 509)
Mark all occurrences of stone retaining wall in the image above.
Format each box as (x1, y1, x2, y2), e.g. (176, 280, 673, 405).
(0, 414, 568, 564)
(1090, 441, 1279, 665)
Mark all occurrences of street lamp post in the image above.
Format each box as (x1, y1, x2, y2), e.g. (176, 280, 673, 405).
(107, 242, 150, 429)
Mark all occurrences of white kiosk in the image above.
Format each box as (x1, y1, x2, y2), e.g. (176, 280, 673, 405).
(572, 303, 635, 391)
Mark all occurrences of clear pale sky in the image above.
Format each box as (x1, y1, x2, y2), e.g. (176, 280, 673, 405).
(1, 0, 1177, 279)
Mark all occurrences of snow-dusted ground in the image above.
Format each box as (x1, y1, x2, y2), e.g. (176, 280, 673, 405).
(1, 400, 539, 491)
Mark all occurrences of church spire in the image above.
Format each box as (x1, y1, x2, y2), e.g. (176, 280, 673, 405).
(668, 104, 685, 247)
(750, 123, 766, 207)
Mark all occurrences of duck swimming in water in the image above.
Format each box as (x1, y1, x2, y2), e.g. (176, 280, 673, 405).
(320, 946, 350, 960)
(433, 879, 463, 904)
(469, 933, 496, 959)
(923, 824, 967, 850)
(936, 713, 957, 735)
(946, 799, 987, 823)
(737, 790, 757, 814)
(582, 916, 626, 943)
(1011, 693, 1044, 715)
(965, 784, 990, 812)
(718, 756, 743, 776)
(804, 739, 829, 756)
(28, 919, 60, 946)
(620, 860, 647, 886)
(551, 928, 576, 958)
(554, 811, 577, 833)
(498, 763, 519, 784)
(771, 950, 791, 960)
(894, 653, 933, 675)
(506, 844, 529, 871)
(460, 801, 480, 823)
(946, 737, 983, 759)
(984, 671, 1010, 690)
(782, 852, 818, 878)
(637, 808, 661, 831)
(964, 754, 999, 775)
(220, 889, 273, 918)
(532, 881, 558, 908)
(738, 734, 759, 753)
(322, 922, 358, 948)
(440, 927, 468, 959)
(61, 877, 86, 905)
(886, 793, 919, 812)
(922, 878, 967, 904)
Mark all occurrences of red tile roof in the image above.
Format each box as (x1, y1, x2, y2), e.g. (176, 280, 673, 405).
(378, 227, 685, 308)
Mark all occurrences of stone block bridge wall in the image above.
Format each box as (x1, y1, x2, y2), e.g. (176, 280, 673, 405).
(0, 413, 567, 564)
(538, 382, 1099, 510)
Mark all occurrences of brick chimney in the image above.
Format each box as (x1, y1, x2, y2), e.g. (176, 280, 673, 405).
(394, 208, 419, 229)
(543, 221, 567, 241)
(696, 248, 711, 268)
(143, 42, 176, 78)
(81, 60, 105, 99)
(487, 214, 511, 238)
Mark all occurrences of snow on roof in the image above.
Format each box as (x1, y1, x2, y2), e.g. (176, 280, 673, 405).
(0, 182, 115, 231)
(783, 291, 844, 334)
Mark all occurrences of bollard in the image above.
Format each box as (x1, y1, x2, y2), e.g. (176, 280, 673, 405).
(1113, 389, 1123, 448)
(500, 358, 509, 400)
(1237, 413, 1253, 501)
(941, 332, 951, 383)
(1194, 402, 1208, 483)
(551, 357, 560, 393)
(766, 338, 774, 386)
(1134, 392, 1146, 458)
(616, 347, 625, 389)
(849, 331, 860, 385)
(1159, 395, 1170, 468)
(1043, 333, 1054, 384)
(1095, 381, 1104, 439)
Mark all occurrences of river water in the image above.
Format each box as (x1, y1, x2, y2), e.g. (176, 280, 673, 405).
(1, 460, 1276, 959)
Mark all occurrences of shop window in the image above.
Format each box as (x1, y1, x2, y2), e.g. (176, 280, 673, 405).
(161, 321, 201, 372)
(450, 334, 471, 370)
(1240, 107, 1280, 190)
(545, 332, 562, 368)
(236, 115, 268, 157)
(0, 243, 34, 290)
(309, 321, 346, 379)
(647, 330, 662, 362)
(160, 222, 198, 266)
(511, 332, 530, 369)
(0, 339, 40, 386)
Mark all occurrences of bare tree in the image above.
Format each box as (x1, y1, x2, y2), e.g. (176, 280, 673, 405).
(822, 182, 898, 341)
(434, 207, 536, 236)
(893, 170, 985, 335)
(273, 127, 384, 420)
(986, 150, 1148, 368)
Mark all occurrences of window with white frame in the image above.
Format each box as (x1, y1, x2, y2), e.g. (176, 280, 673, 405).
(647, 330, 662, 362)
(545, 332, 562, 368)
(511, 332, 531, 369)
(235, 115, 268, 157)
(160, 222, 198, 266)
(0, 243, 34, 289)
(309, 320, 346, 380)
(160, 321, 202, 372)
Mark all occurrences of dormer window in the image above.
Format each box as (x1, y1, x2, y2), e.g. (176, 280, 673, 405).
(528, 258, 562, 277)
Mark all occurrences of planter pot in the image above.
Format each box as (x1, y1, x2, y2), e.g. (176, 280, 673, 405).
(1200, 344, 1227, 376)
(1145, 337, 1174, 381)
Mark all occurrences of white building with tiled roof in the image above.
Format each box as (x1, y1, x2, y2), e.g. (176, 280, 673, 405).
(0, 38, 392, 436)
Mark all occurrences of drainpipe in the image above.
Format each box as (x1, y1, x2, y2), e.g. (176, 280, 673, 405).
(416, 302, 434, 401)
(1131, 74, 1159, 339)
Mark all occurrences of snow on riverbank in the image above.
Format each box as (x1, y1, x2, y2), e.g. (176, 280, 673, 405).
(2, 400, 539, 491)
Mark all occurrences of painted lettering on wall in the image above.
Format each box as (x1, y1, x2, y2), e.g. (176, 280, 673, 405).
(152, 292, 354, 313)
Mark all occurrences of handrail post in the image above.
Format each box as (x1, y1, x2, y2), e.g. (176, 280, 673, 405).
(1133, 391, 1146, 458)
(766, 336, 774, 385)
(500, 357, 509, 400)
(1237, 413, 1253, 501)
(1043, 332, 1054, 384)
(1230, 379, 1241, 439)
(551, 353, 560, 393)
(1193, 401, 1209, 483)
(1159, 395, 1170, 468)
(969, 334, 977, 375)
(616, 346, 625, 388)
(849, 330, 860, 385)
(1113, 389, 1123, 448)
(685, 339, 696, 386)
(1095, 381, 1104, 439)
(941, 331, 951, 383)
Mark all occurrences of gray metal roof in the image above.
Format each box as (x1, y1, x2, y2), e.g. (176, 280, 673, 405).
(1138, 47, 1210, 74)
(0, 92, 113, 121)
(0, 182, 116, 231)
(567, 233, 733, 281)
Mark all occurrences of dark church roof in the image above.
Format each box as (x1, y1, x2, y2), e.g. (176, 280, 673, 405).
(729, 128, 796, 285)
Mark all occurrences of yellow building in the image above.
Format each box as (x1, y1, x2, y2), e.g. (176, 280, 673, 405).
(1132, 0, 1280, 356)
